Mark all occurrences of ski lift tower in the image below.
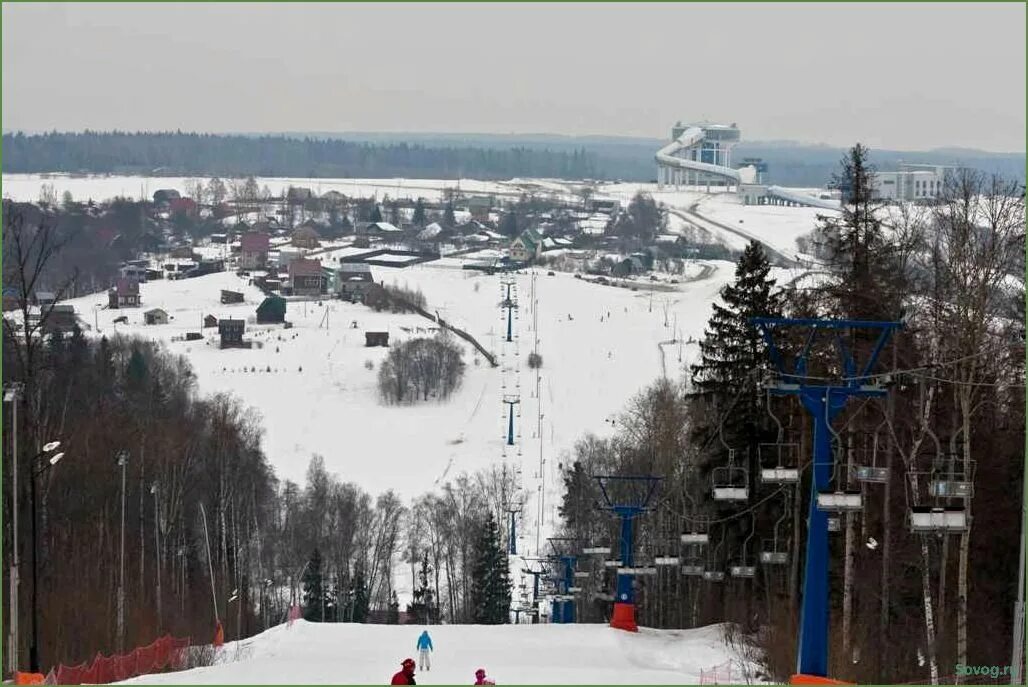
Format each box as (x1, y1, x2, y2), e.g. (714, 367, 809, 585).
(751, 317, 900, 683)
(593, 474, 662, 632)
(501, 277, 518, 343)
(547, 537, 580, 624)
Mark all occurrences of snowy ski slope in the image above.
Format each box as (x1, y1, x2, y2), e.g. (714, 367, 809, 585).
(121, 621, 750, 685)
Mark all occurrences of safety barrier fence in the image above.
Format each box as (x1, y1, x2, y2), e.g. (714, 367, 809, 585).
(15, 634, 191, 685)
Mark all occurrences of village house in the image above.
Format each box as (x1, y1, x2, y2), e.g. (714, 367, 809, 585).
(221, 290, 245, 304)
(510, 229, 543, 263)
(240, 232, 271, 270)
(291, 225, 321, 249)
(288, 258, 326, 297)
(43, 305, 79, 335)
(256, 295, 287, 324)
(152, 189, 181, 206)
(363, 222, 402, 237)
(465, 196, 493, 221)
(108, 278, 141, 308)
(144, 308, 169, 325)
(168, 197, 198, 216)
(203, 314, 218, 328)
(333, 263, 375, 302)
(218, 318, 246, 349)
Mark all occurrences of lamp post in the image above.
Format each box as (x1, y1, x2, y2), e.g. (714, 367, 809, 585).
(4, 383, 24, 676)
(116, 450, 128, 654)
(150, 483, 162, 633)
(28, 442, 64, 673)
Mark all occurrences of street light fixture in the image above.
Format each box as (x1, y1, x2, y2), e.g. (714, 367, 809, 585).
(28, 440, 65, 673)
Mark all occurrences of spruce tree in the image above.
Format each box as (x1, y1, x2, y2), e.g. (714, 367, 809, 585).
(413, 199, 427, 227)
(500, 211, 518, 238)
(370, 204, 383, 223)
(301, 548, 325, 621)
(690, 240, 783, 483)
(470, 513, 511, 624)
(815, 143, 904, 320)
(443, 200, 456, 227)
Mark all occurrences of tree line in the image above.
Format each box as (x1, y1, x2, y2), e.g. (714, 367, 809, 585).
(556, 147, 1024, 683)
(2, 132, 600, 181)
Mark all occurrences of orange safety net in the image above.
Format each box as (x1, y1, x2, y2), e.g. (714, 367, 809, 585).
(39, 634, 192, 685)
(15, 672, 45, 685)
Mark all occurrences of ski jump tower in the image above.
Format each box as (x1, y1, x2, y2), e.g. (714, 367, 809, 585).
(655, 121, 746, 190)
(655, 121, 841, 210)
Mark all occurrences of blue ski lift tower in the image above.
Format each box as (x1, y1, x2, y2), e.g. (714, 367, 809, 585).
(751, 317, 900, 683)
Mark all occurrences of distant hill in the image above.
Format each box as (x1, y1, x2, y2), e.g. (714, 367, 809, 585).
(3, 130, 1023, 186)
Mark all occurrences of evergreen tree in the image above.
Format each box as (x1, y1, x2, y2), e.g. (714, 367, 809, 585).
(500, 211, 518, 238)
(370, 204, 383, 223)
(389, 200, 401, 227)
(470, 513, 511, 624)
(443, 200, 456, 227)
(387, 590, 400, 624)
(413, 199, 427, 227)
(349, 565, 370, 623)
(690, 240, 783, 468)
(301, 548, 326, 621)
(815, 143, 904, 320)
(557, 461, 597, 543)
(407, 551, 437, 624)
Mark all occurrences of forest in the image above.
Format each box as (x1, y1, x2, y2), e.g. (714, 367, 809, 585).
(1, 132, 599, 181)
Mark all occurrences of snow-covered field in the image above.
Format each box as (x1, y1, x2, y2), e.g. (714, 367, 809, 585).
(18, 172, 816, 576)
(121, 621, 750, 685)
(693, 192, 834, 257)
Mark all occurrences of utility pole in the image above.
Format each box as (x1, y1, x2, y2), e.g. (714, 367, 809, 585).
(151, 483, 162, 633)
(1011, 454, 1026, 684)
(4, 383, 22, 677)
(116, 450, 129, 653)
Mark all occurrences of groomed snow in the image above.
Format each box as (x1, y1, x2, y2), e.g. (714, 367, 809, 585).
(120, 621, 750, 685)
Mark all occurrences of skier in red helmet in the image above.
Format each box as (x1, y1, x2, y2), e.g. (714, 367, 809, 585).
(391, 658, 417, 685)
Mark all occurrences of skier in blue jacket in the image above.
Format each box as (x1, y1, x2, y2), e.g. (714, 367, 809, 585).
(416, 630, 433, 671)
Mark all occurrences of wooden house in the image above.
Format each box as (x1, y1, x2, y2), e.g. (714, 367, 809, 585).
(144, 308, 169, 325)
(256, 296, 287, 324)
(221, 290, 245, 305)
(218, 319, 246, 349)
(108, 279, 141, 308)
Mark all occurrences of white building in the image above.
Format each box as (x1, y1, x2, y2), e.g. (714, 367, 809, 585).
(873, 163, 956, 201)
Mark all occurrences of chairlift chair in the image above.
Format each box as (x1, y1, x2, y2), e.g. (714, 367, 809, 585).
(603, 559, 622, 568)
(703, 570, 725, 582)
(681, 563, 706, 577)
(711, 465, 749, 501)
(855, 424, 890, 484)
(909, 506, 969, 533)
(730, 564, 756, 578)
(827, 517, 841, 532)
(654, 555, 680, 566)
(760, 493, 792, 565)
(582, 545, 611, 555)
(758, 443, 801, 484)
(573, 571, 590, 579)
(816, 490, 863, 512)
(928, 458, 976, 499)
(680, 532, 710, 545)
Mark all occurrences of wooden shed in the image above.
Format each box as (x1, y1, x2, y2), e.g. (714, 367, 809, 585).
(365, 332, 389, 347)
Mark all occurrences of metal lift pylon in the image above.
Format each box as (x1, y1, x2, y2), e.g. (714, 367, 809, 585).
(751, 317, 900, 684)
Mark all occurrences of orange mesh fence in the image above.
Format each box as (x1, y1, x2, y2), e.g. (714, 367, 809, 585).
(39, 634, 191, 685)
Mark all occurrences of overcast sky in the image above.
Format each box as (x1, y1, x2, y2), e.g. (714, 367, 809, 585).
(3, 3, 1025, 151)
